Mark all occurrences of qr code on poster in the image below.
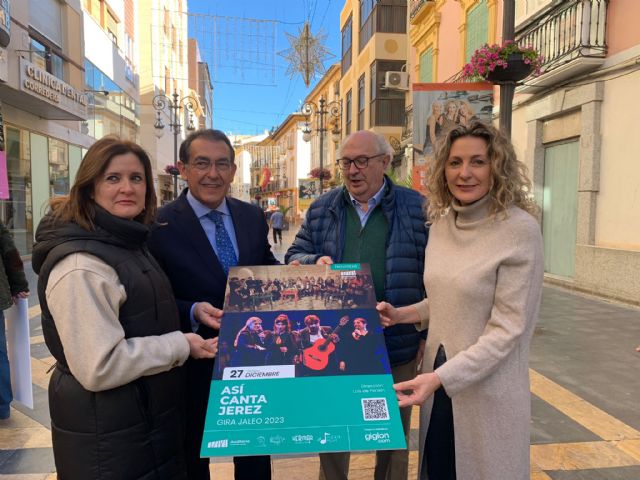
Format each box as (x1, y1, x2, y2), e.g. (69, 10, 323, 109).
(361, 398, 389, 421)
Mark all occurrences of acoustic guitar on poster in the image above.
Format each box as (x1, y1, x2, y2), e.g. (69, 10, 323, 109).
(302, 315, 349, 371)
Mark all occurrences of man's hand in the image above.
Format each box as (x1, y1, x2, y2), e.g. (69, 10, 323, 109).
(289, 260, 301, 266)
(184, 334, 218, 359)
(316, 256, 333, 265)
(393, 372, 442, 408)
(194, 302, 223, 330)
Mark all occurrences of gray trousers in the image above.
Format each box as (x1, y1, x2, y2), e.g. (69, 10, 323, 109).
(319, 359, 416, 480)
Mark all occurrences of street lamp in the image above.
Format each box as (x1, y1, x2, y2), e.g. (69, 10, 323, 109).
(153, 92, 198, 199)
(301, 95, 341, 194)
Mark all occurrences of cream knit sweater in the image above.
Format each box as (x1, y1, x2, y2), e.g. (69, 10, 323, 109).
(414, 194, 543, 480)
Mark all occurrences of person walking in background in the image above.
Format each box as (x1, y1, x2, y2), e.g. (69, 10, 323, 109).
(377, 121, 543, 480)
(0, 221, 29, 420)
(148, 129, 278, 480)
(286, 130, 428, 480)
(270, 208, 284, 244)
(31, 137, 218, 479)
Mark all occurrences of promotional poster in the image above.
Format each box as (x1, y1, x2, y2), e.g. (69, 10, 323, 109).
(412, 82, 494, 196)
(200, 263, 406, 457)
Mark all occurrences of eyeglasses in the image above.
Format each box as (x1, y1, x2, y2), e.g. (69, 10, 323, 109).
(336, 153, 386, 170)
(190, 158, 233, 172)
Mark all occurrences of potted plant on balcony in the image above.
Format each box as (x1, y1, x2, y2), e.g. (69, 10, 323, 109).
(462, 40, 543, 83)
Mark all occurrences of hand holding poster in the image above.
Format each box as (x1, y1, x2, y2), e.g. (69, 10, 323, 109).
(200, 263, 406, 457)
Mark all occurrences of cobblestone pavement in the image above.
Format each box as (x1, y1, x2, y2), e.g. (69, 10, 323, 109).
(2, 223, 640, 479)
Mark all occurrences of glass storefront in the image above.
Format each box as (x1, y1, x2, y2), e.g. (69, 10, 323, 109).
(0, 125, 81, 255)
(48, 138, 69, 197)
(84, 60, 140, 142)
(1, 127, 33, 255)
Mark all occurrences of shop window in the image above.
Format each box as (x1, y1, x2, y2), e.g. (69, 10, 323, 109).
(48, 138, 69, 197)
(2, 127, 33, 255)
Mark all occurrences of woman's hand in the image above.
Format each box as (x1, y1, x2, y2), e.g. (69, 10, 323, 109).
(185, 333, 218, 359)
(194, 302, 223, 330)
(393, 372, 442, 408)
(376, 301, 400, 327)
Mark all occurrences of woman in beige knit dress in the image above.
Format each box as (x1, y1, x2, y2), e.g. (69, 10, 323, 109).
(378, 122, 543, 480)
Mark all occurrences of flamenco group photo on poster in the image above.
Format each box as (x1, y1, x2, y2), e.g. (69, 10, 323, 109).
(215, 264, 391, 380)
(214, 309, 390, 379)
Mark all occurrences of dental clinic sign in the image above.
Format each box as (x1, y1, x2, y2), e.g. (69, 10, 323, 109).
(19, 58, 88, 119)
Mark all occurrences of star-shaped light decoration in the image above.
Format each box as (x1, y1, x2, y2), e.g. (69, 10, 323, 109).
(279, 22, 334, 87)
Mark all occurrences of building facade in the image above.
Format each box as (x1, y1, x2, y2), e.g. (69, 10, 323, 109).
(339, 0, 409, 155)
(83, 0, 141, 145)
(0, 0, 90, 255)
(250, 114, 309, 218)
(510, 0, 640, 304)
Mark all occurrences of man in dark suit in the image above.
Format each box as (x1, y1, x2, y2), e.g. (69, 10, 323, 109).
(148, 129, 277, 480)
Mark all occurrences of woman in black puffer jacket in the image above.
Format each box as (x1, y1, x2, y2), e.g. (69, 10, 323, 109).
(32, 137, 218, 479)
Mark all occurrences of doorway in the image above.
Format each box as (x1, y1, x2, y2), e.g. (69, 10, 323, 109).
(542, 140, 579, 278)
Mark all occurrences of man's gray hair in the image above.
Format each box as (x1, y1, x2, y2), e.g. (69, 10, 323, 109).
(338, 130, 394, 160)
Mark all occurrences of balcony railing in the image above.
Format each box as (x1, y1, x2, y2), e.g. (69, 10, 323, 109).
(516, 0, 608, 75)
(410, 0, 433, 20)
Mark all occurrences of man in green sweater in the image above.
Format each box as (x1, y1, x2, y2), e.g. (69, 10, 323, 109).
(286, 130, 428, 480)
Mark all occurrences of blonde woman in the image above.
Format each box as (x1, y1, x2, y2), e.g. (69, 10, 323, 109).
(422, 101, 443, 155)
(378, 121, 543, 480)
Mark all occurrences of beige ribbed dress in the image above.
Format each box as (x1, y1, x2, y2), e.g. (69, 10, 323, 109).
(415, 195, 543, 479)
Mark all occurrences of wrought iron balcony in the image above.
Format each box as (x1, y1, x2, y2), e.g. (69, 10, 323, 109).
(410, 0, 434, 21)
(516, 0, 608, 91)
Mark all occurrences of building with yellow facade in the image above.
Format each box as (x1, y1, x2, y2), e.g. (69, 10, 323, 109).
(338, 0, 409, 156)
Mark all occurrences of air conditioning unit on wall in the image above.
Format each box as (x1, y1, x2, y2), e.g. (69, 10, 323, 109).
(384, 71, 409, 90)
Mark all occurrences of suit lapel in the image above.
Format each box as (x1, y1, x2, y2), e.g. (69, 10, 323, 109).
(227, 197, 250, 265)
(171, 194, 226, 276)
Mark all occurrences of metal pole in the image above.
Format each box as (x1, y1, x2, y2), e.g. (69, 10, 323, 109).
(499, 0, 516, 137)
(172, 92, 180, 199)
(318, 97, 325, 194)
